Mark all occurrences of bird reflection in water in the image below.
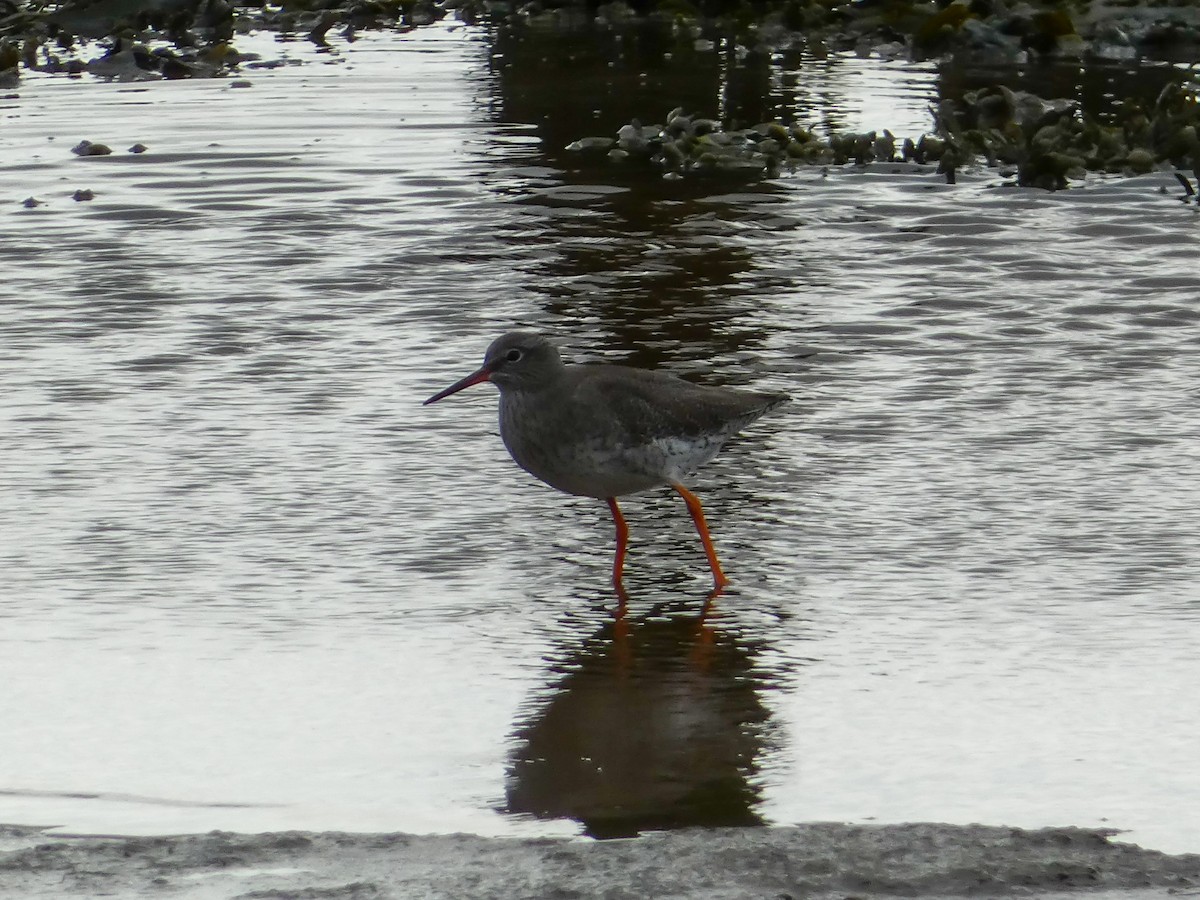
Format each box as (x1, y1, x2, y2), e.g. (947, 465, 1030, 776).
(504, 606, 777, 838)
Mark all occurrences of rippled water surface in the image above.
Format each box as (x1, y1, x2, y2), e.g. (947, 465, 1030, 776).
(2, 22, 1198, 853)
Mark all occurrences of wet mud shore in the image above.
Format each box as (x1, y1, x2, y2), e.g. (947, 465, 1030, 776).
(3, 822, 1199, 899)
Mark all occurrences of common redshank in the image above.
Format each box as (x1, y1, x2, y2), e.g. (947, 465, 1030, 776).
(423, 333, 787, 594)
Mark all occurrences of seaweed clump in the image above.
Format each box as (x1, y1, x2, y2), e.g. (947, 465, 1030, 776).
(568, 77, 1200, 190)
(568, 107, 904, 179)
(933, 80, 1200, 189)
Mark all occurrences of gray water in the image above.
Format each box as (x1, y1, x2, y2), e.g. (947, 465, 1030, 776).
(1, 22, 1198, 852)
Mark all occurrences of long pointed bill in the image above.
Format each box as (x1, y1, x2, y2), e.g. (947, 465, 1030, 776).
(422, 365, 493, 405)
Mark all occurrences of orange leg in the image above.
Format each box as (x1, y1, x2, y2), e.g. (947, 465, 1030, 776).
(605, 497, 630, 596)
(672, 483, 730, 591)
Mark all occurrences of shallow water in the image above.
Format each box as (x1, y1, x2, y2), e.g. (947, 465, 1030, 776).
(1, 22, 1199, 853)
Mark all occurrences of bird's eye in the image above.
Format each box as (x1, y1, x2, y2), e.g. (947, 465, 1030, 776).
(505, 348, 524, 363)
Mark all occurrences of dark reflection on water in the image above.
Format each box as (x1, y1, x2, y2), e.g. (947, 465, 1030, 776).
(937, 58, 1186, 125)
(511, 179, 802, 368)
(481, 17, 1190, 373)
(505, 608, 779, 838)
(489, 17, 1186, 165)
(490, 20, 938, 153)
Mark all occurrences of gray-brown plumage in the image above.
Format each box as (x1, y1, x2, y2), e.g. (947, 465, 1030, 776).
(424, 332, 787, 595)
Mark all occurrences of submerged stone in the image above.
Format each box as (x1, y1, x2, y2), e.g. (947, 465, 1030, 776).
(71, 140, 112, 156)
(566, 137, 616, 152)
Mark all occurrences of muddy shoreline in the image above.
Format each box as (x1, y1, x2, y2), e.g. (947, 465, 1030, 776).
(3, 822, 1199, 899)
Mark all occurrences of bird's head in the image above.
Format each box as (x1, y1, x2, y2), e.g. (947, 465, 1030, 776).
(423, 332, 564, 404)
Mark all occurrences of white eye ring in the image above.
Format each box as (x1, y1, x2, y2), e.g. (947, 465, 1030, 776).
(505, 348, 523, 363)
